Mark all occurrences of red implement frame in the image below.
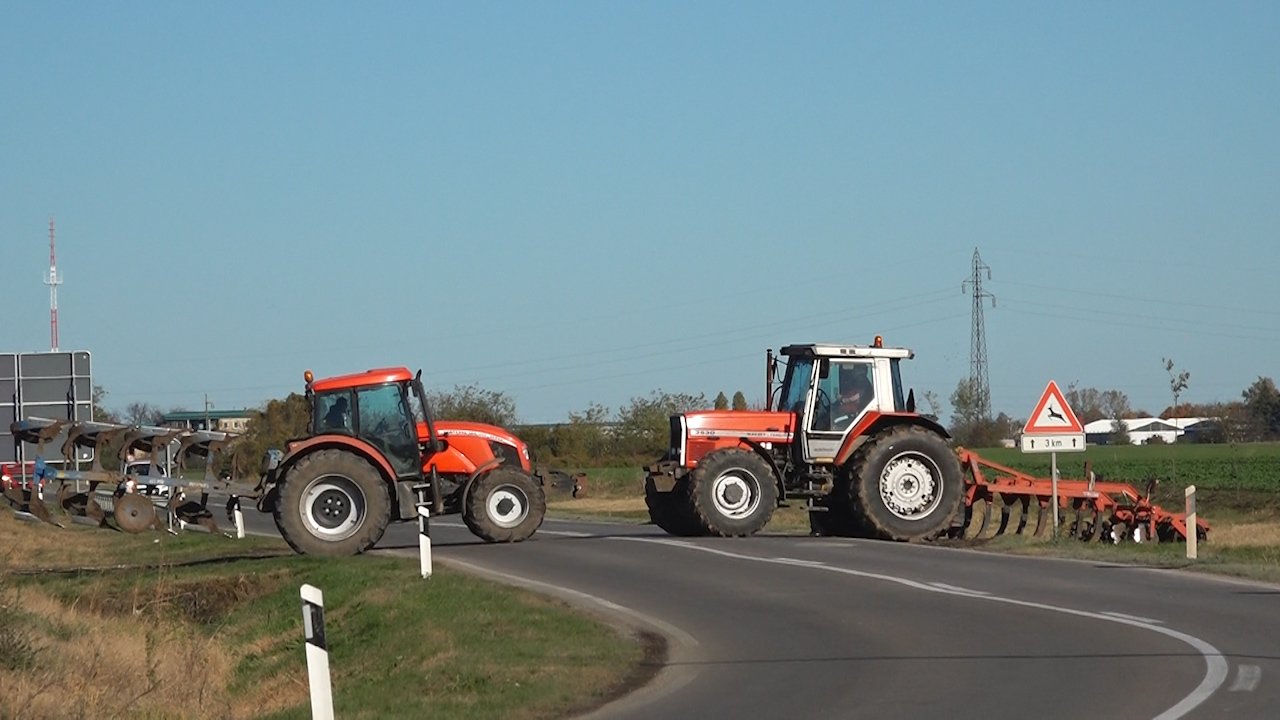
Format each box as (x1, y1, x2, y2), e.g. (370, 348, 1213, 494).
(957, 449, 1209, 543)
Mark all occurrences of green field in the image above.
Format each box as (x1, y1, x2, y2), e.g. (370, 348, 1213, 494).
(967, 442, 1280, 493)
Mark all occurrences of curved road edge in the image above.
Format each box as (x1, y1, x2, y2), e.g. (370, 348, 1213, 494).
(433, 556, 702, 720)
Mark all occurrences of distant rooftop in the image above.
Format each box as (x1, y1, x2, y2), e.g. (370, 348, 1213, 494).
(162, 409, 251, 421)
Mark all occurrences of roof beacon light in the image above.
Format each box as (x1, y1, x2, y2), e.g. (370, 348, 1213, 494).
(873, 335, 883, 348)
(304, 370, 314, 384)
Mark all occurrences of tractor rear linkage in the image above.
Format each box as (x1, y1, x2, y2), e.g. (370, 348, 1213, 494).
(951, 449, 1209, 543)
(4, 417, 256, 536)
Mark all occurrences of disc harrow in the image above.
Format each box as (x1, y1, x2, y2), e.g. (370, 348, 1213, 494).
(4, 417, 258, 536)
(951, 449, 1209, 543)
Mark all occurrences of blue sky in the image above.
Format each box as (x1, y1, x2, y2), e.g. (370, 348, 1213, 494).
(2, 2, 1277, 424)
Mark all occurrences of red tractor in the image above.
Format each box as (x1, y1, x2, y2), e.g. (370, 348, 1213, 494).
(645, 340, 964, 541)
(259, 367, 546, 555)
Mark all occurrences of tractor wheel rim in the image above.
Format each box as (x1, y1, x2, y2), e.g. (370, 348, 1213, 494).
(301, 474, 365, 541)
(487, 485, 530, 529)
(711, 470, 760, 520)
(879, 452, 942, 521)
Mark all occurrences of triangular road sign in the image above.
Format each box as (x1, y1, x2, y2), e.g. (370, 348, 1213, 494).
(1022, 381, 1084, 434)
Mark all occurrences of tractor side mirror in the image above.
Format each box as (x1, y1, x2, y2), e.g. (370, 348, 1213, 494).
(818, 359, 830, 379)
(906, 388, 916, 413)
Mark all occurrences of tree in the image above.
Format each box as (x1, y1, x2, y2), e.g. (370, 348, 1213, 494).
(948, 378, 1006, 447)
(91, 385, 120, 423)
(427, 384, 518, 427)
(1063, 385, 1133, 424)
(232, 392, 312, 477)
(1109, 418, 1131, 445)
(731, 391, 748, 411)
(713, 391, 729, 410)
(1162, 358, 1190, 418)
(123, 401, 165, 426)
(1243, 376, 1280, 439)
(614, 390, 707, 462)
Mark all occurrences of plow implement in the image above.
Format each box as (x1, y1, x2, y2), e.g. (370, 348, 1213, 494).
(952, 449, 1209, 543)
(4, 417, 253, 536)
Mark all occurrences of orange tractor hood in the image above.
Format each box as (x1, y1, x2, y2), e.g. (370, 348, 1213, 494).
(683, 409, 795, 443)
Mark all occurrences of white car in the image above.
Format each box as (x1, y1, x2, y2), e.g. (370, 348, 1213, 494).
(125, 460, 171, 498)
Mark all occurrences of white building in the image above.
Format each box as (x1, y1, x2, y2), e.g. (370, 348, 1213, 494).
(1083, 417, 1210, 445)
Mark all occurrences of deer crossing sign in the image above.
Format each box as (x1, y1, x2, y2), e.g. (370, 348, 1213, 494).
(1019, 380, 1086, 454)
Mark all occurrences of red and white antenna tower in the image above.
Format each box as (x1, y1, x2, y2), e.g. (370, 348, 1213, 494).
(44, 216, 62, 351)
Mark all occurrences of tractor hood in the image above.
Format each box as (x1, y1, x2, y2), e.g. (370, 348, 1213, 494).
(431, 420, 524, 449)
(683, 410, 795, 444)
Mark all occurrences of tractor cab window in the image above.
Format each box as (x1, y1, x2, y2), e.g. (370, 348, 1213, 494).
(316, 391, 354, 434)
(356, 383, 420, 477)
(779, 357, 815, 415)
(812, 360, 875, 433)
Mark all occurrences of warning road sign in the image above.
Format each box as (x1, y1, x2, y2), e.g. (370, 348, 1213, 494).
(1022, 380, 1084, 434)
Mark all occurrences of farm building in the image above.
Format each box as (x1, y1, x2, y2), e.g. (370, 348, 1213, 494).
(1083, 417, 1211, 445)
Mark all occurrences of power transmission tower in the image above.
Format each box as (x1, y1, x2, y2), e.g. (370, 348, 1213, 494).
(961, 248, 995, 420)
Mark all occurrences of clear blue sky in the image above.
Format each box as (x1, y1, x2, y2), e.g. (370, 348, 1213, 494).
(3, 2, 1277, 424)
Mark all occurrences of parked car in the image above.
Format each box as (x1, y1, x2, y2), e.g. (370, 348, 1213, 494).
(125, 460, 171, 498)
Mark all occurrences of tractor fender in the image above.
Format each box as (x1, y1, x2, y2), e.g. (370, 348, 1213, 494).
(260, 435, 399, 515)
(834, 413, 951, 467)
(736, 437, 787, 503)
(457, 458, 505, 514)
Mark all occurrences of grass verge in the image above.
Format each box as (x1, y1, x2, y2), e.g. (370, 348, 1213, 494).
(0, 512, 648, 720)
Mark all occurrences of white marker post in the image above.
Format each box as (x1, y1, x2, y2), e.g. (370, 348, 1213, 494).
(231, 495, 245, 539)
(300, 584, 334, 720)
(416, 484, 432, 579)
(1051, 452, 1059, 538)
(1186, 485, 1197, 560)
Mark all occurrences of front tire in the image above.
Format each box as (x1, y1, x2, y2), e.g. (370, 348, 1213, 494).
(645, 477, 705, 536)
(850, 426, 963, 541)
(275, 449, 391, 556)
(463, 468, 546, 543)
(688, 448, 778, 537)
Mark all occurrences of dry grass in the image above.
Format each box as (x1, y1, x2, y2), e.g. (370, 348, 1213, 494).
(0, 588, 237, 720)
(0, 517, 287, 719)
(1202, 522, 1280, 548)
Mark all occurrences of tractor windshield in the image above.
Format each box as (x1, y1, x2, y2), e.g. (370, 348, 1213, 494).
(779, 356, 814, 414)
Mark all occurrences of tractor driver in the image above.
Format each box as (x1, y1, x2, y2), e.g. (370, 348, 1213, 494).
(324, 396, 351, 431)
(833, 365, 873, 430)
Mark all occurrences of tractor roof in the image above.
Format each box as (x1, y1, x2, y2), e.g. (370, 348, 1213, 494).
(780, 343, 913, 360)
(310, 367, 414, 392)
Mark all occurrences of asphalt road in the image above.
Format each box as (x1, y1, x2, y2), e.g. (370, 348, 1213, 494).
(236, 507, 1279, 720)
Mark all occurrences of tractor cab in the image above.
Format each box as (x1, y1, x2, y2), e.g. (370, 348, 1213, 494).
(771, 340, 913, 464)
(306, 367, 436, 479)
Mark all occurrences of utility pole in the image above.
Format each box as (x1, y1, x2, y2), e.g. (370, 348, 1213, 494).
(204, 393, 213, 431)
(44, 217, 62, 351)
(962, 248, 995, 420)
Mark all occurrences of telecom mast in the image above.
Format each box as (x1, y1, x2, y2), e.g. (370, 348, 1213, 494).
(961, 248, 995, 420)
(44, 217, 62, 351)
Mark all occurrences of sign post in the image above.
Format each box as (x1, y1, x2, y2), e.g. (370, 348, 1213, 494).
(1020, 381, 1086, 538)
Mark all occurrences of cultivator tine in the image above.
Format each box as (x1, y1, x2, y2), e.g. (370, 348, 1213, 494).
(1016, 496, 1032, 534)
(964, 498, 992, 539)
(173, 494, 220, 534)
(1033, 498, 1051, 538)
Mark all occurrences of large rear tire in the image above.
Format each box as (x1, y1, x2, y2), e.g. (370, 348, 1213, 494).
(645, 477, 705, 536)
(463, 468, 546, 543)
(850, 426, 963, 541)
(688, 448, 778, 537)
(275, 449, 391, 556)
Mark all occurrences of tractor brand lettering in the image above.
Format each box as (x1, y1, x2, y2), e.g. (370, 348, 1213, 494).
(439, 429, 517, 447)
(688, 429, 792, 441)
